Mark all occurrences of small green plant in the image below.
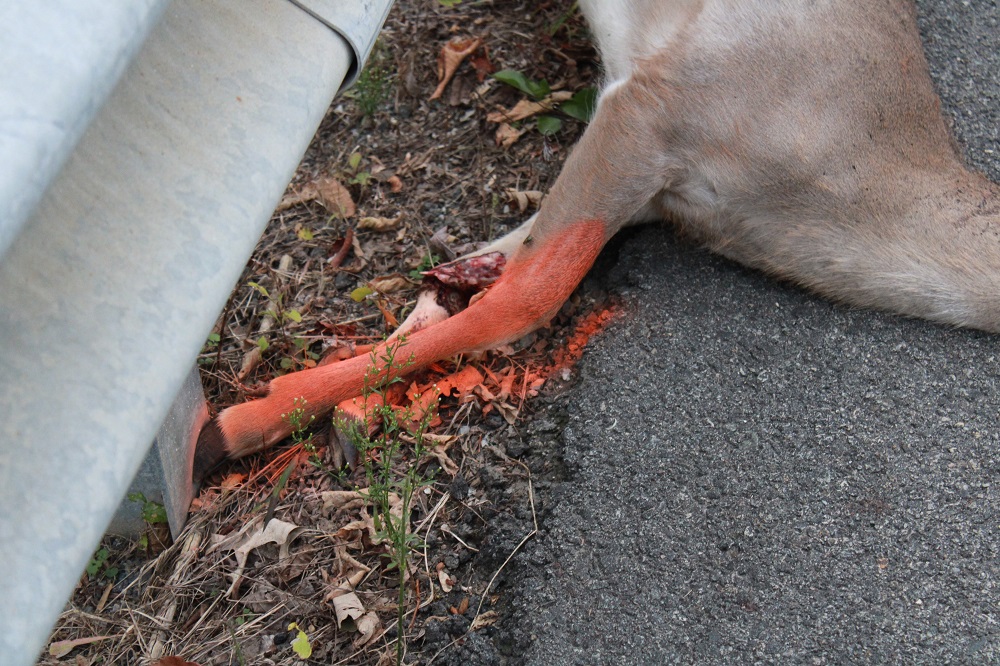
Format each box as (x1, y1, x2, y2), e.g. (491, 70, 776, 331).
(408, 253, 441, 280)
(437, 0, 462, 6)
(493, 69, 598, 136)
(345, 151, 372, 189)
(128, 492, 168, 525)
(86, 547, 118, 580)
(247, 281, 319, 371)
(128, 492, 169, 550)
(234, 608, 256, 627)
(248, 282, 303, 327)
(336, 337, 436, 664)
(547, 0, 580, 36)
(280, 337, 320, 371)
(198, 332, 221, 366)
(349, 43, 392, 117)
(281, 397, 321, 465)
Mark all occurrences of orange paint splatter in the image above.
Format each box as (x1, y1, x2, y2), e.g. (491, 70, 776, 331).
(546, 304, 622, 374)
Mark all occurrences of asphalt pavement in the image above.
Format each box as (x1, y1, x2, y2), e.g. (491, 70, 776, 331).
(457, 2, 1000, 664)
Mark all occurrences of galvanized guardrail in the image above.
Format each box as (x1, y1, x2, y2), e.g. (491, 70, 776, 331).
(0, 0, 392, 662)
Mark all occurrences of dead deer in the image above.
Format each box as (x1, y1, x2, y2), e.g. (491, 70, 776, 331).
(195, 0, 1000, 476)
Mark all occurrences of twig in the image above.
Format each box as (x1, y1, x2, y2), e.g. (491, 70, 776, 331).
(328, 226, 355, 271)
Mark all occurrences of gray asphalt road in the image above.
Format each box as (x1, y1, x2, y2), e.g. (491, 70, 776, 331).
(454, 2, 1000, 664)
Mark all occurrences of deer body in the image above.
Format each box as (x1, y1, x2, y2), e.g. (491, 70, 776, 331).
(196, 0, 1000, 472)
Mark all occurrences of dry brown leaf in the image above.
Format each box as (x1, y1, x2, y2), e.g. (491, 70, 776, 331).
(237, 345, 262, 381)
(387, 175, 404, 192)
(437, 365, 486, 399)
(369, 275, 414, 294)
(354, 611, 382, 647)
(210, 518, 302, 596)
(336, 517, 378, 543)
(494, 122, 525, 148)
(457, 596, 470, 615)
(322, 569, 368, 604)
(471, 610, 500, 631)
(49, 636, 113, 658)
(351, 233, 367, 261)
(430, 37, 482, 101)
(486, 91, 573, 123)
(470, 47, 495, 82)
(314, 177, 356, 217)
(497, 367, 518, 401)
(438, 568, 455, 593)
(431, 446, 459, 476)
(505, 188, 544, 213)
(333, 591, 366, 627)
(95, 582, 112, 613)
(423, 432, 457, 446)
(150, 658, 200, 666)
(320, 490, 366, 512)
(277, 176, 355, 217)
(221, 472, 245, 490)
(357, 216, 401, 232)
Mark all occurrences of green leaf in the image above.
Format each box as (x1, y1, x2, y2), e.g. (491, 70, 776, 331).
(558, 87, 598, 122)
(285, 309, 303, 323)
(257, 336, 269, 352)
(280, 357, 294, 369)
(86, 548, 109, 577)
(438, 0, 462, 6)
(348, 152, 362, 171)
(288, 623, 313, 659)
(492, 69, 532, 96)
(528, 78, 552, 99)
(351, 285, 374, 302)
(142, 502, 168, 524)
(297, 227, 314, 241)
(349, 171, 372, 187)
(493, 70, 551, 100)
(248, 281, 269, 298)
(103, 566, 118, 579)
(536, 115, 563, 136)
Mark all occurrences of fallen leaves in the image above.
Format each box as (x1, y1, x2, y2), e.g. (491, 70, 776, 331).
(277, 176, 355, 217)
(505, 188, 544, 213)
(486, 90, 573, 124)
(49, 636, 114, 658)
(209, 517, 303, 597)
(494, 122, 525, 148)
(357, 215, 401, 232)
(437, 562, 456, 593)
(430, 37, 482, 101)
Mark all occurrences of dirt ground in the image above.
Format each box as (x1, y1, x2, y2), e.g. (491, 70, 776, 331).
(40, 2, 608, 664)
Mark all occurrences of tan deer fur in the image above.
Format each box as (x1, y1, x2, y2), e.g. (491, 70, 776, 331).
(195, 0, 1000, 474)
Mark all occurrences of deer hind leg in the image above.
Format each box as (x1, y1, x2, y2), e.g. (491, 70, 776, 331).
(194, 78, 674, 479)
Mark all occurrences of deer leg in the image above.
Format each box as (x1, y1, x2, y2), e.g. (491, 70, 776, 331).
(389, 216, 536, 340)
(195, 79, 673, 478)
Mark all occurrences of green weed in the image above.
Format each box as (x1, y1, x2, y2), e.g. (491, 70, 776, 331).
(350, 43, 392, 118)
(86, 547, 118, 580)
(493, 69, 598, 136)
(336, 337, 436, 664)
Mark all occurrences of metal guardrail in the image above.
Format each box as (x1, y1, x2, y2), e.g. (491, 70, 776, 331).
(0, 0, 393, 662)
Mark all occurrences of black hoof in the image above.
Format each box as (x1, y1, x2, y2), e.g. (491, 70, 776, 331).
(193, 419, 227, 485)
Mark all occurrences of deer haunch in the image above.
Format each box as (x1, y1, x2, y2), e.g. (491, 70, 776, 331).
(195, 0, 1000, 478)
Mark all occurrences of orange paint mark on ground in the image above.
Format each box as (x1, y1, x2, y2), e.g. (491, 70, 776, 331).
(546, 305, 622, 374)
